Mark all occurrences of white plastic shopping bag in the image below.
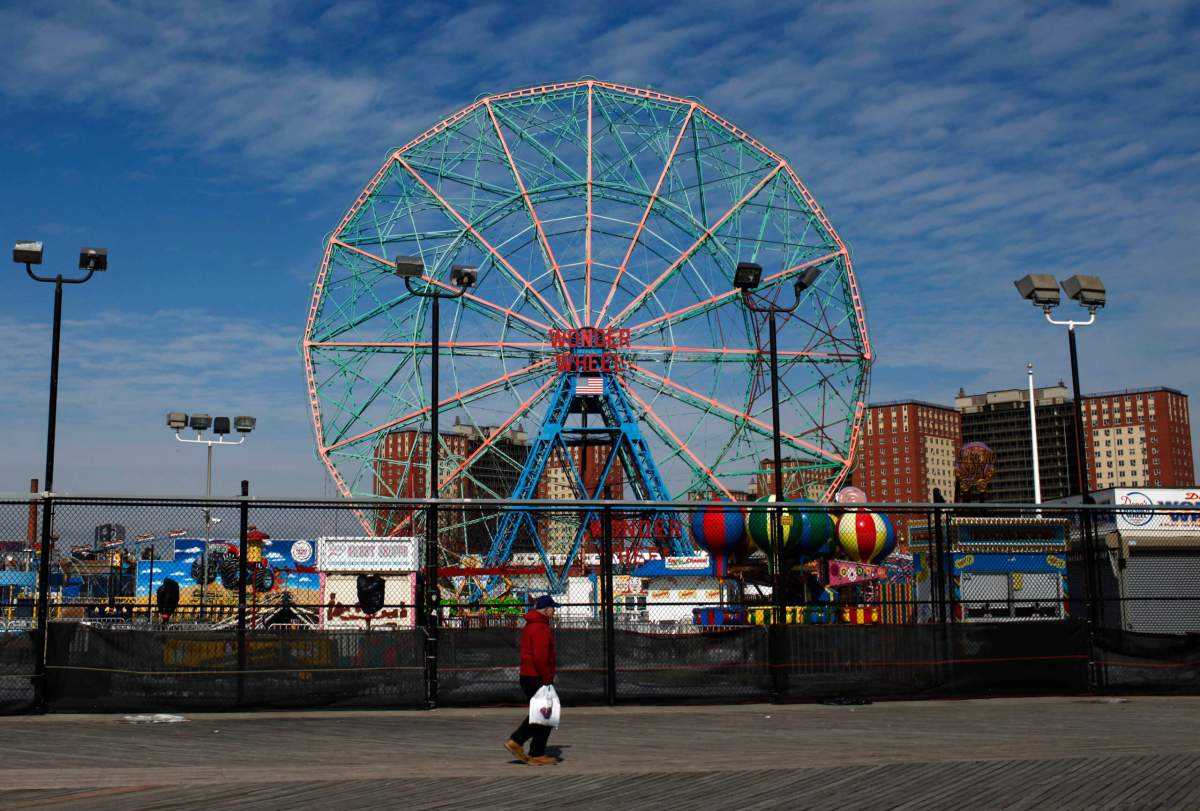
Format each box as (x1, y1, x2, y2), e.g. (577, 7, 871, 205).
(528, 684, 561, 729)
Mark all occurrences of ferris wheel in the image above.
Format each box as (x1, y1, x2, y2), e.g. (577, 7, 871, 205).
(303, 80, 870, 585)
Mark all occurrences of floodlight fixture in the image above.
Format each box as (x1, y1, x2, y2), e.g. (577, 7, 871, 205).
(189, 413, 212, 432)
(1060, 274, 1105, 310)
(79, 247, 107, 272)
(393, 255, 424, 278)
(166, 412, 189, 430)
(13, 241, 44, 266)
(1014, 274, 1061, 308)
(212, 416, 231, 435)
(734, 262, 762, 291)
(795, 264, 825, 294)
(450, 264, 477, 289)
(234, 415, 256, 434)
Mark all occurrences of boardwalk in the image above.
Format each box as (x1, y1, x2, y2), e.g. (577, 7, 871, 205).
(0, 697, 1198, 809)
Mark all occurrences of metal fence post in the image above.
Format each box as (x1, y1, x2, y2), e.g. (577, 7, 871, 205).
(933, 504, 946, 624)
(1081, 501, 1108, 689)
(601, 504, 616, 706)
(237, 481, 249, 706)
(768, 504, 787, 702)
(424, 502, 439, 709)
(34, 491, 53, 712)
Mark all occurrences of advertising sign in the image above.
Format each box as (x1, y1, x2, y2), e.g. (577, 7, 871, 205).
(1107, 489, 1200, 537)
(135, 538, 321, 602)
(664, 554, 711, 571)
(825, 560, 888, 587)
(320, 572, 417, 629)
(317, 537, 421, 572)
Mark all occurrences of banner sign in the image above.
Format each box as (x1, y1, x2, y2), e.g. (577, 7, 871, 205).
(664, 554, 710, 570)
(320, 572, 416, 629)
(317, 537, 421, 572)
(1108, 489, 1200, 536)
(825, 560, 888, 587)
(136, 538, 320, 601)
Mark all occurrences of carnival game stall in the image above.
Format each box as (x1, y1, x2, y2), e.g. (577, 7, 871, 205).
(910, 517, 1070, 623)
(316, 537, 419, 630)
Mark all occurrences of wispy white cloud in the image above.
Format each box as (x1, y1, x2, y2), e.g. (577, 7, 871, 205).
(0, 308, 322, 496)
(0, 0, 1196, 494)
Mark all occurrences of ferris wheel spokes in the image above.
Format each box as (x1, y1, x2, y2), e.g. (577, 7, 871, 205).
(304, 80, 871, 575)
(322, 357, 555, 454)
(621, 249, 845, 340)
(396, 155, 574, 329)
(623, 363, 848, 466)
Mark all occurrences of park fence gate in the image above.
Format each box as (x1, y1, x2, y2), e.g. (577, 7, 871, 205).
(0, 492, 1194, 713)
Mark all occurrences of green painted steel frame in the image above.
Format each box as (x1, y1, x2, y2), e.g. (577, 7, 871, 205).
(302, 79, 871, 561)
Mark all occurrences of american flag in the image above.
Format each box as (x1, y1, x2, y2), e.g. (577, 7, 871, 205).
(575, 376, 604, 396)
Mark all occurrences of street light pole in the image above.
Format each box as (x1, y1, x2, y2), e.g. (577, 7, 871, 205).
(15, 242, 106, 708)
(1027, 363, 1042, 505)
(734, 260, 827, 621)
(1014, 273, 1106, 633)
(767, 310, 784, 578)
(1063, 322, 1090, 499)
(394, 258, 476, 710)
(168, 414, 256, 619)
(205, 440, 214, 611)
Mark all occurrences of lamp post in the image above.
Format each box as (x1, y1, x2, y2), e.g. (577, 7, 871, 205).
(1028, 363, 1042, 505)
(167, 412, 256, 619)
(15, 241, 106, 695)
(734, 260, 825, 619)
(393, 256, 476, 709)
(1013, 274, 1105, 498)
(1015, 273, 1105, 627)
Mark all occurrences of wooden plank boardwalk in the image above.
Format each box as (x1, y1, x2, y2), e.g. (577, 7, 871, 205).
(0, 697, 1197, 809)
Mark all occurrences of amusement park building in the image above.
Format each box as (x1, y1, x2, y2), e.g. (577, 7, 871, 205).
(1080, 388, 1194, 490)
(955, 383, 1078, 502)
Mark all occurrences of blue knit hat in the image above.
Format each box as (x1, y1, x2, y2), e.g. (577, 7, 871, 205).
(533, 595, 559, 610)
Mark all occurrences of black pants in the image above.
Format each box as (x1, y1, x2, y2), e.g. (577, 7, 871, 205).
(510, 675, 552, 757)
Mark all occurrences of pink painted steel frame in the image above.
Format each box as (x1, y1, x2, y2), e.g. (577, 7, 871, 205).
(303, 78, 871, 513)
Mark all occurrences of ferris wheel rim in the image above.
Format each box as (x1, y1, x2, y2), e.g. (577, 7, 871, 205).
(303, 78, 871, 531)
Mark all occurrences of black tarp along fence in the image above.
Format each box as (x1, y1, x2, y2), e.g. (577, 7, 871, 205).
(0, 493, 1195, 712)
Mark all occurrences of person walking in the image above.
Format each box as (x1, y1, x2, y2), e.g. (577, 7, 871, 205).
(505, 595, 558, 765)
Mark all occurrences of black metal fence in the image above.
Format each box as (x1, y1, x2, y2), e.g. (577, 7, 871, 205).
(0, 491, 1196, 713)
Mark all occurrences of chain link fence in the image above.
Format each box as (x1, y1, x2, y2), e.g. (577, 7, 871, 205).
(0, 493, 1194, 712)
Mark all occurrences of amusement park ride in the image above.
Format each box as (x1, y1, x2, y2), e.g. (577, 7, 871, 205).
(302, 80, 874, 597)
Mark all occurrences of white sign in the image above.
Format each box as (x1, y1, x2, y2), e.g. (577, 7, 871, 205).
(320, 572, 416, 629)
(1105, 489, 1200, 536)
(664, 554, 711, 570)
(317, 537, 421, 572)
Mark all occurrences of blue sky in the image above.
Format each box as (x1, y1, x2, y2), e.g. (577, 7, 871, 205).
(1, 0, 1197, 497)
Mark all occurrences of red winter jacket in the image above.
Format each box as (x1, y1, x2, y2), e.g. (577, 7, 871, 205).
(519, 609, 556, 684)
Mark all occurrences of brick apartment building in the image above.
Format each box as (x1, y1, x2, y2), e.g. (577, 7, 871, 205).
(955, 383, 1078, 502)
(372, 422, 623, 555)
(851, 400, 961, 549)
(755, 457, 836, 502)
(1081, 387, 1194, 490)
(854, 401, 961, 503)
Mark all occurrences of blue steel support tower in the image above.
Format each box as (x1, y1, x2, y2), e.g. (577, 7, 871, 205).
(485, 339, 691, 592)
